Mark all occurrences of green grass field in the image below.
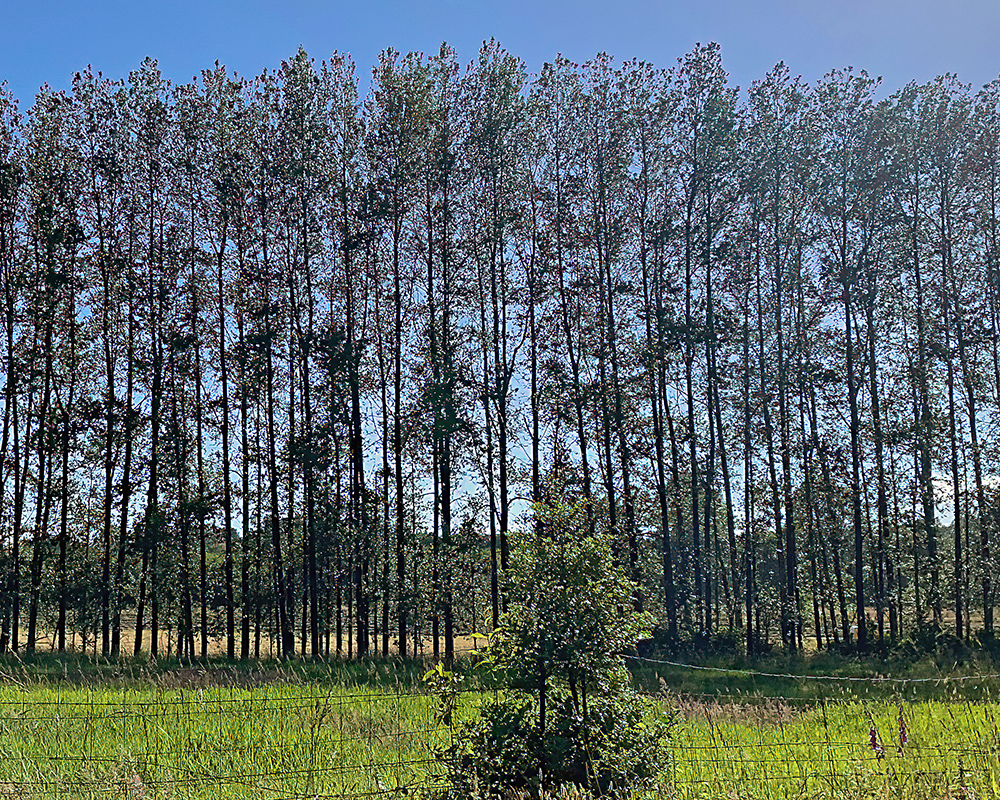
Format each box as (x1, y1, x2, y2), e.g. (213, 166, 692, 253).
(0, 682, 447, 798)
(0, 653, 996, 798)
(671, 698, 1000, 799)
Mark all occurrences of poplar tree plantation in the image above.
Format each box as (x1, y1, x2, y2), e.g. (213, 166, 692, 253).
(1, 40, 999, 661)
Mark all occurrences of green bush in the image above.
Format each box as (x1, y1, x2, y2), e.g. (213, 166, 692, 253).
(428, 496, 673, 799)
(893, 619, 968, 661)
(437, 682, 670, 799)
(639, 624, 749, 658)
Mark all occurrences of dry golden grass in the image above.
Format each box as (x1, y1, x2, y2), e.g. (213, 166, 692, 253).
(29, 621, 484, 661)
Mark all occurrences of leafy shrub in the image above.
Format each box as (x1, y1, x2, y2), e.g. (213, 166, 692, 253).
(894, 619, 968, 661)
(427, 497, 673, 800)
(437, 681, 670, 799)
(638, 625, 749, 658)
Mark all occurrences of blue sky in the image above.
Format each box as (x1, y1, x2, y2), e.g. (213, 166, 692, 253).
(2, 0, 999, 105)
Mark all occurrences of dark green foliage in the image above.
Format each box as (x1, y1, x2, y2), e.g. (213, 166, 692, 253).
(639, 625, 747, 658)
(436, 682, 670, 799)
(429, 498, 672, 799)
(894, 619, 968, 660)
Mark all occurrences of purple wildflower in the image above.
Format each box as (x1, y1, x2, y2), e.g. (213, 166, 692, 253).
(870, 726, 884, 760)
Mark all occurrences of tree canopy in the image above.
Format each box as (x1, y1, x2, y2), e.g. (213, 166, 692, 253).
(0, 43, 996, 658)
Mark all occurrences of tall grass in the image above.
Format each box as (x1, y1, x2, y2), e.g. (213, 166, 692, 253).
(0, 651, 996, 798)
(669, 698, 1000, 799)
(0, 682, 449, 798)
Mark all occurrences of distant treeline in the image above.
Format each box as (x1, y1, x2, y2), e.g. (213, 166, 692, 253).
(0, 41, 997, 660)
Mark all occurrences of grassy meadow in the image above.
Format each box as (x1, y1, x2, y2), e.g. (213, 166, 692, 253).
(0, 682, 446, 798)
(0, 652, 995, 798)
(671, 698, 1000, 799)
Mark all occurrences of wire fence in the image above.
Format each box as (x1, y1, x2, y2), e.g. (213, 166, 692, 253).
(667, 705, 1000, 798)
(632, 655, 1000, 799)
(627, 653, 1000, 683)
(0, 662, 998, 798)
(0, 685, 452, 798)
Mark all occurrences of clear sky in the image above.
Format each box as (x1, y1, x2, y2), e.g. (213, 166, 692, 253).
(2, 0, 999, 105)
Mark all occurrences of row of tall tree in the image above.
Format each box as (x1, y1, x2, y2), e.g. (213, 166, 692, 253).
(0, 41, 998, 660)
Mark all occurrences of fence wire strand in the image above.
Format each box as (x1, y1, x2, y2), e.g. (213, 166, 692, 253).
(0, 666, 996, 798)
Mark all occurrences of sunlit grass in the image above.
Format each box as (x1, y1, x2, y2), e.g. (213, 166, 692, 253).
(0, 682, 450, 798)
(0, 652, 996, 798)
(669, 698, 1000, 799)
